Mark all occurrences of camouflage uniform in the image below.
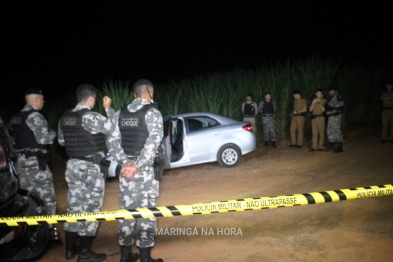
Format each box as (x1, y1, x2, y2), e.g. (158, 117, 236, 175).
(58, 104, 115, 236)
(107, 98, 163, 248)
(13, 105, 57, 215)
(326, 92, 344, 143)
(258, 100, 277, 142)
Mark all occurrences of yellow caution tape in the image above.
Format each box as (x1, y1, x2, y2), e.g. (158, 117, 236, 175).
(1, 184, 392, 226)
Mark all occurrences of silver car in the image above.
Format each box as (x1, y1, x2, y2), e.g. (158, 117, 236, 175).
(162, 112, 256, 169)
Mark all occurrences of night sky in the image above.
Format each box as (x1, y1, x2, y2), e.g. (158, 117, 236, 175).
(3, 2, 392, 111)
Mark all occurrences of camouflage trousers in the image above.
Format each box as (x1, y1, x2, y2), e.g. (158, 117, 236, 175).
(261, 115, 276, 141)
(15, 153, 57, 215)
(118, 165, 159, 248)
(327, 115, 343, 142)
(64, 159, 105, 236)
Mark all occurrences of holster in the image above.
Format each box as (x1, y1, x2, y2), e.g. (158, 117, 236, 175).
(99, 158, 111, 180)
(327, 112, 341, 117)
(311, 114, 324, 119)
(24, 150, 49, 171)
(153, 157, 165, 181)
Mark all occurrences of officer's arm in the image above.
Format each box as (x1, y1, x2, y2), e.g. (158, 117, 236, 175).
(241, 103, 245, 114)
(106, 110, 129, 165)
(258, 101, 263, 114)
(57, 121, 65, 146)
(134, 109, 164, 169)
(26, 112, 56, 145)
(253, 103, 258, 116)
(273, 101, 277, 115)
(298, 100, 307, 113)
(81, 110, 116, 135)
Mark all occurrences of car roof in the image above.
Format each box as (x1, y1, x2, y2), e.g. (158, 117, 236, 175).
(163, 112, 240, 125)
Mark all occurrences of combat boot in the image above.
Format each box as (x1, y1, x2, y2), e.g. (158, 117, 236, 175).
(140, 247, 163, 262)
(324, 142, 334, 152)
(264, 141, 269, 147)
(77, 236, 107, 262)
(120, 245, 140, 262)
(333, 142, 343, 153)
(65, 231, 78, 260)
(271, 141, 277, 148)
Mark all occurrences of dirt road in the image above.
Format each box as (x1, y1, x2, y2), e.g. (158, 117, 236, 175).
(37, 126, 393, 262)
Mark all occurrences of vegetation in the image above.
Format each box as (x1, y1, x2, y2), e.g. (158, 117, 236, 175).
(42, 55, 392, 143)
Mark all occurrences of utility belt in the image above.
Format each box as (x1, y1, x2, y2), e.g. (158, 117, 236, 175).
(327, 112, 342, 117)
(243, 115, 255, 118)
(72, 153, 111, 179)
(126, 155, 165, 181)
(292, 113, 306, 117)
(18, 149, 49, 171)
(311, 114, 325, 119)
(262, 114, 274, 117)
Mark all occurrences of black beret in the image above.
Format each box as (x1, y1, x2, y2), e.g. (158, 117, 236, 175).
(25, 87, 44, 95)
(292, 90, 301, 95)
(328, 87, 337, 92)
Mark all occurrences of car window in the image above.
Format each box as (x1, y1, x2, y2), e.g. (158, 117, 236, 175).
(186, 116, 220, 133)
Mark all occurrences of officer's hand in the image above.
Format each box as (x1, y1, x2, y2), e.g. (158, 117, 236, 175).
(103, 96, 112, 109)
(120, 162, 139, 178)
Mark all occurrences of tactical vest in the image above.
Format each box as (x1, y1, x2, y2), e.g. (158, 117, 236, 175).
(59, 108, 107, 158)
(244, 103, 256, 116)
(11, 109, 50, 151)
(118, 104, 155, 156)
(261, 100, 275, 114)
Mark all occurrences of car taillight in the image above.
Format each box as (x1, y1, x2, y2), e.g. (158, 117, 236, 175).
(0, 226, 22, 245)
(0, 145, 6, 169)
(242, 123, 253, 132)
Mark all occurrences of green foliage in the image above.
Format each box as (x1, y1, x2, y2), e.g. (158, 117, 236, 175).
(96, 79, 134, 114)
(44, 55, 393, 142)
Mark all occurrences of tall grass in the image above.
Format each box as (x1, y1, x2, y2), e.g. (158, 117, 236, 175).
(54, 55, 391, 143)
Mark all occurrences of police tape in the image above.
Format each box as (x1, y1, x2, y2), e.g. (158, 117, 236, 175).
(1, 184, 392, 226)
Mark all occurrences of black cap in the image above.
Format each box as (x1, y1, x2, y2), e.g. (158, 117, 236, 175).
(292, 90, 301, 95)
(264, 92, 271, 96)
(328, 87, 336, 92)
(132, 79, 153, 90)
(25, 87, 44, 96)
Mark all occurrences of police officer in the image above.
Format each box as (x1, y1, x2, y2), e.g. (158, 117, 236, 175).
(11, 87, 60, 240)
(58, 84, 115, 261)
(258, 92, 277, 147)
(309, 89, 327, 151)
(242, 94, 258, 135)
(380, 82, 393, 143)
(325, 87, 344, 153)
(107, 79, 163, 262)
(289, 90, 307, 148)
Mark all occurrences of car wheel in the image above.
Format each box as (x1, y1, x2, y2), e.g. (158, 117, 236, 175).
(217, 144, 241, 168)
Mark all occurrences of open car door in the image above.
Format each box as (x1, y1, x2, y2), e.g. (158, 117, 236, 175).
(162, 116, 190, 169)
